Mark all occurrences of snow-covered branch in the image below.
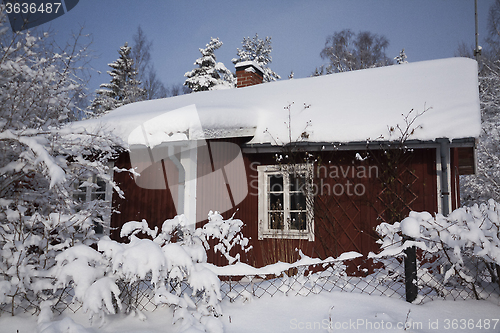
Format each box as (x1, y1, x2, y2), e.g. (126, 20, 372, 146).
(370, 200, 500, 291)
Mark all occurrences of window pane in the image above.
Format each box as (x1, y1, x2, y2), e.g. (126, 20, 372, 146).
(269, 174, 283, 192)
(290, 174, 306, 192)
(73, 193, 86, 203)
(94, 220, 104, 234)
(269, 212, 284, 230)
(290, 212, 306, 230)
(269, 193, 283, 210)
(96, 178, 106, 192)
(290, 193, 306, 211)
(91, 192, 106, 201)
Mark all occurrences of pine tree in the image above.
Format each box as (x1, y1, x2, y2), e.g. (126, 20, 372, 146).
(91, 42, 145, 114)
(184, 37, 235, 92)
(232, 34, 281, 82)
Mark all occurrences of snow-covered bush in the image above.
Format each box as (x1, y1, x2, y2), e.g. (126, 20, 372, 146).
(198, 212, 251, 265)
(0, 6, 124, 315)
(0, 127, 123, 315)
(370, 199, 500, 299)
(117, 213, 247, 318)
(48, 212, 248, 331)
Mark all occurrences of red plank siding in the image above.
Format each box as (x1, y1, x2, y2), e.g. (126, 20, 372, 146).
(111, 144, 438, 269)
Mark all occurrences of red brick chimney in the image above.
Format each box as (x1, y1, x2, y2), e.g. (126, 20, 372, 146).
(235, 61, 264, 88)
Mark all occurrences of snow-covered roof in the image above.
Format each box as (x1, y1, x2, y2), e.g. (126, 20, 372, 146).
(74, 57, 481, 148)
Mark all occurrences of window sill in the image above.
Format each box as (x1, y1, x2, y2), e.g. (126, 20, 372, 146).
(258, 229, 314, 241)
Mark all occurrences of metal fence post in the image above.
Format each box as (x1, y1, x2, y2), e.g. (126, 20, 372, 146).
(404, 236, 418, 302)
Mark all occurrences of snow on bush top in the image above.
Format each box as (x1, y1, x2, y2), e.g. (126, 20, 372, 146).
(74, 58, 480, 146)
(400, 216, 422, 238)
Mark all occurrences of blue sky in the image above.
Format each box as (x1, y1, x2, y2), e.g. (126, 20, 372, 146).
(42, 0, 494, 94)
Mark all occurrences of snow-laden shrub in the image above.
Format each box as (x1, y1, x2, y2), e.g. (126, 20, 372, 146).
(49, 212, 248, 331)
(369, 199, 500, 299)
(115, 212, 248, 323)
(0, 126, 123, 315)
(198, 212, 251, 265)
(0, 5, 125, 316)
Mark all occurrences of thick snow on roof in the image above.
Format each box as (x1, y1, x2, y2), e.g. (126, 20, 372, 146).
(75, 57, 480, 147)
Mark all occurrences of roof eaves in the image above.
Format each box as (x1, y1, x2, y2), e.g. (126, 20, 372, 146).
(241, 138, 476, 153)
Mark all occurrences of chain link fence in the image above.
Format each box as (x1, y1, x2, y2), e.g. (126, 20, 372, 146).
(415, 248, 500, 303)
(218, 249, 500, 305)
(218, 260, 405, 302)
(1, 247, 499, 317)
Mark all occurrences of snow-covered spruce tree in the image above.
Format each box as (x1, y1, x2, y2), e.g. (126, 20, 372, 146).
(231, 33, 281, 82)
(0, 7, 123, 315)
(91, 42, 145, 115)
(184, 37, 235, 92)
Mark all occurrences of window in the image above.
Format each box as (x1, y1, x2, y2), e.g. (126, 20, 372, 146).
(257, 164, 314, 240)
(72, 167, 113, 236)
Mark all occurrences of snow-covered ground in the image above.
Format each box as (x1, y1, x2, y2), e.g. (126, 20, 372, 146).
(3, 292, 499, 333)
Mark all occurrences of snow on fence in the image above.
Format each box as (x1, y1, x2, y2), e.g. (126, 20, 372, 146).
(214, 247, 499, 305)
(1, 246, 498, 318)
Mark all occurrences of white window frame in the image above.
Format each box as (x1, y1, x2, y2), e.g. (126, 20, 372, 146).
(257, 164, 314, 241)
(72, 163, 114, 236)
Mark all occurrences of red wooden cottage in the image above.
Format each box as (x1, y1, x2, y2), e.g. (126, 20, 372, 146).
(75, 58, 480, 268)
